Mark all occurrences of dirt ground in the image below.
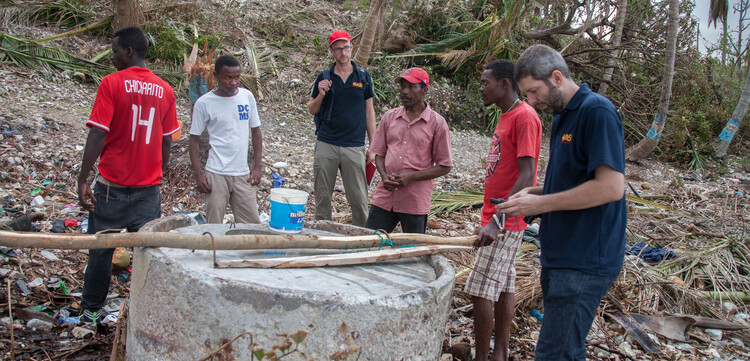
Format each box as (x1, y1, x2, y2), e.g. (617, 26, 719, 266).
(1, 0, 750, 360)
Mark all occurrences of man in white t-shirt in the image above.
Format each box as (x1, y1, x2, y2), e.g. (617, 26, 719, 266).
(189, 54, 263, 224)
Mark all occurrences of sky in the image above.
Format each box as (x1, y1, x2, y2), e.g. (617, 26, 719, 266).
(694, 0, 743, 53)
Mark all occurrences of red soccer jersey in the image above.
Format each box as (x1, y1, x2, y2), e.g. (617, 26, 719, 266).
(87, 67, 179, 186)
(482, 101, 542, 231)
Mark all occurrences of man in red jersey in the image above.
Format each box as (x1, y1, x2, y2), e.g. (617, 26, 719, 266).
(76, 26, 179, 325)
(465, 60, 542, 361)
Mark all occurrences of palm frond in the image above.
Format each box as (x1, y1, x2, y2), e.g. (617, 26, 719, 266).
(431, 189, 484, 215)
(11, 0, 94, 28)
(401, 1, 523, 72)
(708, 0, 728, 29)
(0, 32, 111, 82)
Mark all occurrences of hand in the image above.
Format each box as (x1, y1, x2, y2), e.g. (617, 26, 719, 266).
(474, 221, 502, 247)
(390, 170, 414, 188)
(381, 174, 399, 192)
(195, 173, 212, 193)
(78, 181, 96, 212)
(365, 150, 375, 165)
(248, 167, 262, 186)
(318, 80, 332, 95)
(496, 193, 543, 217)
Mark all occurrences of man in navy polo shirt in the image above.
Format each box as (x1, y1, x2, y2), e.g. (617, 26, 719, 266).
(307, 30, 375, 227)
(496, 44, 626, 360)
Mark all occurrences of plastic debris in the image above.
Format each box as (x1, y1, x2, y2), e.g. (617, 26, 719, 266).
(50, 219, 65, 233)
(30, 195, 44, 207)
(40, 250, 59, 261)
(272, 173, 285, 188)
(27, 318, 54, 331)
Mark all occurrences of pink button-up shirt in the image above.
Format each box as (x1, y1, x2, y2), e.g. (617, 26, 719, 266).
(369, 103, 453, 215)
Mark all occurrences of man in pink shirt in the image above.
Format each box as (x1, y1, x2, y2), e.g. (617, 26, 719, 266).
(365, 67, 453, 233)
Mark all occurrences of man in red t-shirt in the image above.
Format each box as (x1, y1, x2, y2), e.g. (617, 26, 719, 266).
(76, 26, 179, 325)
(465, 60, 542, 361)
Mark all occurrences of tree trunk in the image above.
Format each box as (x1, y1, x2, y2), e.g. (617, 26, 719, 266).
(599, 0, 628, 95)
(354, 0, 386, 67)
(714, 67, 750, 157)
(625, 0, 679, 161)
(111, 0, 144, 33)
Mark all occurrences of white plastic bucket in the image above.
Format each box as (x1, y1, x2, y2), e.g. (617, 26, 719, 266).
(269, 188, 309, 233)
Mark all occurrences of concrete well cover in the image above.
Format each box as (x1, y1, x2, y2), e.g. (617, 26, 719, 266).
(127, 222, 454, 361)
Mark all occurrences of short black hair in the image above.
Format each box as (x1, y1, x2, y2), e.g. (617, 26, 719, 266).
(485, 60, 517, 91)
(215, 54, 241, 74)
(113, 26, 147, 59)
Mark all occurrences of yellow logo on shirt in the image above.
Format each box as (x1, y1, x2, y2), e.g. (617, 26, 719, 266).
(353, 82, 363, 88)
(561, 133, 572, 144)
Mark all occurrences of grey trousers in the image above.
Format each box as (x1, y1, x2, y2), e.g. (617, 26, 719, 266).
(205, 170, 260, 224)
(312, 140, 368, 227)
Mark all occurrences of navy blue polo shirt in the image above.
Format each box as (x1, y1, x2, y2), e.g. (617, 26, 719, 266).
(311, 61, 374, 147)
(540, 83, 626, 276)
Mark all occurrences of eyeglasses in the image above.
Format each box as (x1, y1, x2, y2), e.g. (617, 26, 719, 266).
(331, 45, 352, 54)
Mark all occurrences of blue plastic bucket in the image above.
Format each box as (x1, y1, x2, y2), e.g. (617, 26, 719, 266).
(269, 188, 309, 233)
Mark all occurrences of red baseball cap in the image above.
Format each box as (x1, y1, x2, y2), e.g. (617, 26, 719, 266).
(396, 67, 429, 87)
(329, 30, 351, 46)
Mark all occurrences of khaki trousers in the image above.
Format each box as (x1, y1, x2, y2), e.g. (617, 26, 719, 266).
(205, 170, 260, 224)
(312, 140, 368, 226)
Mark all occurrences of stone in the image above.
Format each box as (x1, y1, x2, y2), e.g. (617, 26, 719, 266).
(641, 182, 652, 190)
(128, 219, 454, 361)
(704, 328, 723, 341)
(721, 301, 738, 314)
(618, 342, 636, 358)
(675, 342, 694, 351)
(26, 318, 54, 331)
(71, 326, 94, 338)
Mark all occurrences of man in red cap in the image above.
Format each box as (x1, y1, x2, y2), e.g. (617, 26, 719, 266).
(307, 30, 375, 227)
(365, 67, 453, 233)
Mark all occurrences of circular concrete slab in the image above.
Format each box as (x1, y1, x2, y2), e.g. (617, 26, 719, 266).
(127, 218, 454, 361)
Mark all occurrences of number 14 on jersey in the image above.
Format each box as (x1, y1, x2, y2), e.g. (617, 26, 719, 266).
(131, 104, 155, 144)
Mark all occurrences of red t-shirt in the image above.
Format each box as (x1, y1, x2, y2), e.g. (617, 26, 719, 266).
(87, 67, 179, 186)
(482, 101, 542, 231)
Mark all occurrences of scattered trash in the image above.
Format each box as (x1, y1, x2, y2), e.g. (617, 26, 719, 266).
(112, 248, 130, 270)
(63, 218, 78, 227)
(26, 318, 54, 331)
(626, 242, 676, 261)
(40, 250, 60, 261)
(30, 195, 44, 207)
(27, 277, 44, 288)
(259, 212, 269, 224)
(273, 161, 289, 169)
(529, 309, 543, 321)
(50, 219, 66, 233)
(30, 188, 41, 196)
(81, 219, 88, 233)
(16, 279, 32, 295)
(272, 173, 285, 188)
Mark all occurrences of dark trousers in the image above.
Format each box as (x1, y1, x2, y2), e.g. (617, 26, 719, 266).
(81, 182, 161, 310)
(535, 268, 617, 360)
(365, 205, 427, 234)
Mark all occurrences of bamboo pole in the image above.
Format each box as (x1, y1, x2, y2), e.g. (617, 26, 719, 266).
(215, 245, 472, 268)
(0, 230, 476, 250)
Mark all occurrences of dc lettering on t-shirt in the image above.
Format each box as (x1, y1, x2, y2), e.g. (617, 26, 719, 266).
(237, 104, 250, 121)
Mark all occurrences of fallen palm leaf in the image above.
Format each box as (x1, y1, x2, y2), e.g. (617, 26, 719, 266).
(431, 189, 483, 215)
(626, 195, 677, 211)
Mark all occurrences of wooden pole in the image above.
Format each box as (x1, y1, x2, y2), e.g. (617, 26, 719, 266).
(0, 230, 475, 250)
(215, 245, 472, 268)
